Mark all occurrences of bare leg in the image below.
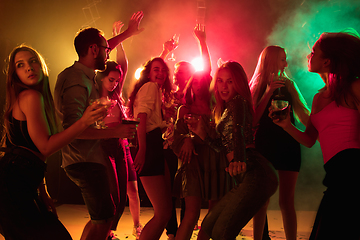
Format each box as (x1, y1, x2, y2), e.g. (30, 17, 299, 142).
(175, 196, 202, 240)
(80, 220, 112, 240)
(278, 170, 298, 240)
(196, 199, 218, 240)
(127, 180, 141, 226)
(139, 170, 172, 240)
(253, 199, 270, 240)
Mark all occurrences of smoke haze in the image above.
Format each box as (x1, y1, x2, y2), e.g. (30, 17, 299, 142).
(1, 0, 359, 210)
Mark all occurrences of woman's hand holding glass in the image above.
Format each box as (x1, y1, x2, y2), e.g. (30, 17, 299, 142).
(187, 114, 208, 140)
(82, 101, 108, 127)
(268, 104, 292, 129)
(121, 118, 140, 147)
(89, 97, 117, 129)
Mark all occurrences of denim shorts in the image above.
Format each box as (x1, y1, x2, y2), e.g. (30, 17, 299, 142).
(65, 162, 115, 223)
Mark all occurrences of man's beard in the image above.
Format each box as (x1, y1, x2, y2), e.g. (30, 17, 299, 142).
(95, 55, 106, 70)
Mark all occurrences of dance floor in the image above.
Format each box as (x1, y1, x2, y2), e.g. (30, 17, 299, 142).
(0, 204, 315, 240)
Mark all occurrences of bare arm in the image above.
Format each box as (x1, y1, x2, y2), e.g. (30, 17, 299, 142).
(159, 37, 179, 60)
(193, 23, 211, 74)
(133, 112, 147, 173)
(253, 74, 285, 126)
(271, 94, 319, 148)
(20, 90, 107, 158)
(287, 79, 310, 126)
(112, 21, 128, 78)
(107, 11, 144, 50)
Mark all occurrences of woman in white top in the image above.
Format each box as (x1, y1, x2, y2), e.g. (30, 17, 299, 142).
(128, 57, 173, 240)
(272, 30, 360, 239)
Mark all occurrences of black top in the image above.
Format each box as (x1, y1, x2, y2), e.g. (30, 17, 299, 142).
(6, 115, 40, 153)
(254, 85, 301, 171)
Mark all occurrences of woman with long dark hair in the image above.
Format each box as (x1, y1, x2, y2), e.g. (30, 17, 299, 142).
(127, 57, 173, 240)
(272, 30, 360, 239)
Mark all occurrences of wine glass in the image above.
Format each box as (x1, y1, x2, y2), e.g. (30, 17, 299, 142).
(184, 113, 200, 138)
(122, 118, 140, 147)
(167, 34, 180, 62)
(271, 100, 289, 120)
(89, 97, 116, 129)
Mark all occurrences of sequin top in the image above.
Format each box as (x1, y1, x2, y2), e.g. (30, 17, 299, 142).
(205, 94, 254, 162)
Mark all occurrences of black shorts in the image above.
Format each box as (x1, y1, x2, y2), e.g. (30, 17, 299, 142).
(138, 128, 165, 177)
(65, 162, 115, 223)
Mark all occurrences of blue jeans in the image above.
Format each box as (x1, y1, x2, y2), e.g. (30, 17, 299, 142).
(201, 148, 278, 240)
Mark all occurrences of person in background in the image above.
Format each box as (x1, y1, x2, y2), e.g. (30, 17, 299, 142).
(0, 45, 107, 240)
(171, 70, 230, 240)
(271, 30, 360, 240)
(95, 18, 144, 240)
(54, 11, 143, 240)
(192, 61, 278, 240)
(127, 57, 173, 240)
(249, 46, 310, 240)
(160, 24, 211, 240)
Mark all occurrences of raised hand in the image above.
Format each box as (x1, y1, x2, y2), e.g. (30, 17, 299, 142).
(125, 11, 145, 37)
(113, 21, 124, 37)
(194, 23, 206, 42)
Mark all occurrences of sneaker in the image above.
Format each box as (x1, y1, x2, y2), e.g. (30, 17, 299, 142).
(132, 224, 143, 240)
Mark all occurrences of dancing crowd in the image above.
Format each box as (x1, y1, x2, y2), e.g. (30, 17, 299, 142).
(0, 10, 360, 240)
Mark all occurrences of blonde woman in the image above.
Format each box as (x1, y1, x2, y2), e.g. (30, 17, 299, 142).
(249, 46, 310, 240)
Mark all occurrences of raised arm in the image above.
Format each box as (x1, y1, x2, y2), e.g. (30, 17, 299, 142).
(107, 11, 144, 50)
(193, 23, 211, 74)
(112, 21, 128, 79)
(159, 37, 179, 60)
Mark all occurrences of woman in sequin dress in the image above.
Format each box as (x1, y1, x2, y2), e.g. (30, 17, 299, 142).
(191, 61, 278, 240)
(172, 71, 230, 240)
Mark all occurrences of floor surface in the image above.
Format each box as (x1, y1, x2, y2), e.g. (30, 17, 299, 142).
(0, 204, 316, 240)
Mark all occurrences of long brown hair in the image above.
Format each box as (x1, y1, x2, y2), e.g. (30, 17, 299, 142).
(213, 61, 253, 123)
(2, 45, 60, 147)
(95, 60, 124, 101)
(183, 71, 214, 108)
(127, 57, 172, 118)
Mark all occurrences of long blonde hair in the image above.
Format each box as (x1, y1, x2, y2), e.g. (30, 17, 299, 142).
(249, 46, 287, 107)
(2, 45, 60, 147)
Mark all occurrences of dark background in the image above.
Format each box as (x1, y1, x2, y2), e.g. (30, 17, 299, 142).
(1, 0, 360, 210)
